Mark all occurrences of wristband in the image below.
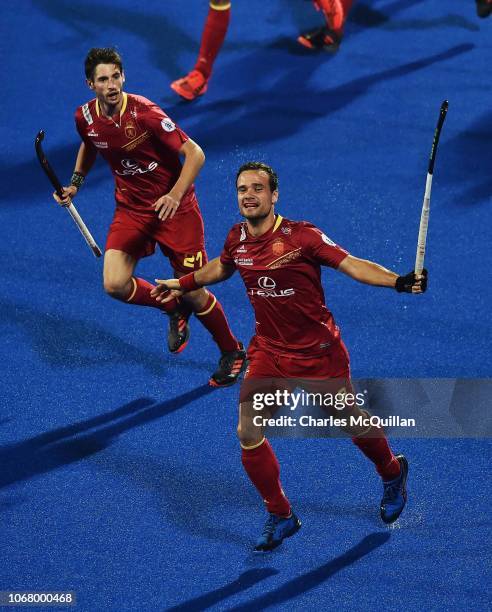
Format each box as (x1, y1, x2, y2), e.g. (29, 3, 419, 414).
(179, 272, 201, 292)
(70, 171, 85, 189)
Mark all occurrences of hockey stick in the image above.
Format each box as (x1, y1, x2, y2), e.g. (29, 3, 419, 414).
(414, 100, 448, 275)
(35, 130, 102, 258)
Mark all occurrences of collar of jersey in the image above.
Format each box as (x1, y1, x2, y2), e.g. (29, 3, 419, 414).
(95, 92, 128, 120)
(245, 214, 283, 240)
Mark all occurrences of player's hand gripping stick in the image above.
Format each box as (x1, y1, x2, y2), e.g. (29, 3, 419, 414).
(35, 130, 102, 258)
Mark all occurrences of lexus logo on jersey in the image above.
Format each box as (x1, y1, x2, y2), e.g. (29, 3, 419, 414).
(258, 277, 276, 289)
(250, 276, 295, 298)
(115, 158, 158, 176)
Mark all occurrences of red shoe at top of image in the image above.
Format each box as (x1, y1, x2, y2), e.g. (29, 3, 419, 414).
(170, 70, 209, 101)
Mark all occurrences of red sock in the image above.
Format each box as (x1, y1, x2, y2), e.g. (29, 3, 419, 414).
(194, 2, 231, 79)
(126, 277, 177, 313)
(315, 0, 354, 33)
(194, 292, 239, 352)
(241, 439, 291, 516)
(352, 435, 401, 481)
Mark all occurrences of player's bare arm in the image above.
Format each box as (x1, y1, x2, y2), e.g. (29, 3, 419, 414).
(154, 139, 205, 221)
(52, 142, 97, 206)
(152, 257, 235, 302)
(338, 254, 427, 294)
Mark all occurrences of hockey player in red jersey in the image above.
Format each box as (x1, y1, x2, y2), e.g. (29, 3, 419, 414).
(53, 48, 246, 387)
(152, 162, 427, 550)
(170, 1, 231, 101)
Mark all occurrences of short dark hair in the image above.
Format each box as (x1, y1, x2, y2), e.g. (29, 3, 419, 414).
(85, 47, 123, 81)
(236, 162, 279, 193)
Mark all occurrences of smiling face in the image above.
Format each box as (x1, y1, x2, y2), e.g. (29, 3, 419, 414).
(237, 169, 278, 221)
(87, 63, 125, 111)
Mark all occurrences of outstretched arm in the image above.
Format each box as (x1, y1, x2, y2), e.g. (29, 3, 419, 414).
(151, 257, 235, 302)
(338, 255, 426, 294)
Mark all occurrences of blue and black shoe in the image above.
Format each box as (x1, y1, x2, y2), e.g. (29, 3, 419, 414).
(254, 512, 302, 552)
(380, 454, 409, 524)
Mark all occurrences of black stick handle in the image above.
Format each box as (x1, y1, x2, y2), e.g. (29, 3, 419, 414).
(35, 130, 65, 198)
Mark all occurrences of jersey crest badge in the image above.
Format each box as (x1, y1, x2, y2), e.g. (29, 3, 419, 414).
(272, 239, 285, 256)
(161, 118, 176, 132)
(124, 121, 137, 139)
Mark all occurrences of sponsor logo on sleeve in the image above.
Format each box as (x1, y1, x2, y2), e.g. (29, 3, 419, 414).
(321, 233, 335, 246)
(82, 103, 93, 126)
(161, 118, 176, 132)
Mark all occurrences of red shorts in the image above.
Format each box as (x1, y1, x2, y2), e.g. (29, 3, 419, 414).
(240, 337, 352, 403)
(105, 195, 208, 274)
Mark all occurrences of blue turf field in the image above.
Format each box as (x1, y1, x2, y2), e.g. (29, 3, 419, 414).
(1, 1, 491, 610)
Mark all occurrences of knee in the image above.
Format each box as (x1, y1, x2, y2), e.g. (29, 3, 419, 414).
(103, 277, 130, 300)
(237, 422, 262, 448)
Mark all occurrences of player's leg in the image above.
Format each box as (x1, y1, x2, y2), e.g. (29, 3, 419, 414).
(103, 249, 177, 313)
(156, 197, 246, 382)
(349, 413, 408, 524)
(104, 209, 178, 313)
(173, 265, 247, 386)
(165, 220, 245, 383)
(298, 0, 354, 52)
(238, 346, 301, 551)
(300, 341, 408, 524)
(170, 0, 231, 101)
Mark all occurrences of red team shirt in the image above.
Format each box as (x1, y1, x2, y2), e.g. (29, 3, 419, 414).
(74, 93, 206, 269)
(75, 93, 196, 214)
(220, 215, 349, 359)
